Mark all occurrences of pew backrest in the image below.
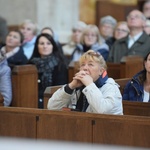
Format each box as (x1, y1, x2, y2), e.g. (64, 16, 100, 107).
(115, 78, 130, 95)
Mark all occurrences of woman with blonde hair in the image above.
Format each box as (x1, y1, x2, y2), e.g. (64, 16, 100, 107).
(114, 21, 130, 40)
(71, 24, 109, 62)
(19, 19, 38, 60)
(48, 50, 123, 114)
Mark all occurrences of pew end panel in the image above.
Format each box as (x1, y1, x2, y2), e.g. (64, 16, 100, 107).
(11, 65, 38, 108)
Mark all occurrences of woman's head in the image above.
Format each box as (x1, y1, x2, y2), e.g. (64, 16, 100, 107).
(79, 50, 107, 81)
(19, 19, 38, 42)
(80, 25, 100, 46)
(6, 30, 24, 48)
(71, 21, 87, 44)
(31, 33, 58, 58)
(114, 21, 130, 40)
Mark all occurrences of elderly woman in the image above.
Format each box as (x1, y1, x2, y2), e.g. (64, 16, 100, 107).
(0, 30, 28, 66)
(114, 21, 130, 40)
(48, 50, 123, 114)
(71, 24, 109, 62)
(19, 19, 38, 60)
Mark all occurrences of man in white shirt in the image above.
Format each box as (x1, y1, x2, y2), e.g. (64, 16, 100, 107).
(108, 9, 150, 63)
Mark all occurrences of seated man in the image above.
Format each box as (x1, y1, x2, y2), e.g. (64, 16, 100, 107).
(47, 50, 123, 115)
(108, 9, 150, 63)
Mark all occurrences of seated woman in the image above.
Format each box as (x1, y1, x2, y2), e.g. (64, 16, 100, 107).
(71, 24, 109, 62)
(29, 33, 68, 109)
(114, 21, 130, 40)
(41, 27, 64, 55)
(0, 30, 28, 67)
(19, 19, 38, 60)
(123, 52, 150, 102)
(0, 52, 12, 106)
(47, 50, 123, 114)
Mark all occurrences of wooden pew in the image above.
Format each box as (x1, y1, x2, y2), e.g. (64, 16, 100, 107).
(115, 78, 130, 95)
(0, 106, 150, 148)
(0, 107, 37, 138)
(123, 100, 150, 117)
(107, 55, 143, 79)
(11, 65, 38, 108)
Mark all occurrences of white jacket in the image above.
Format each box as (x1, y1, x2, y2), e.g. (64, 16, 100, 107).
(47, 78, 123, 115)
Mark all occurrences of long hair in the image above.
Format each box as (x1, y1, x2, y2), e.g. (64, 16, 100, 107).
(30, 33, 67, 68)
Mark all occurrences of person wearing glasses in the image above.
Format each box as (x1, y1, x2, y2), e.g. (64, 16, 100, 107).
(114, 21, 130, 40)
(108, 9, 150, 63)
(71, 24, 109, 62)
(47, 50, 123, 115)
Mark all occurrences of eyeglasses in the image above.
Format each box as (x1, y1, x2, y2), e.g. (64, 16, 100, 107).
(115, 28, 129, 33)
(87, 51, 101, 57)
(127, 15, 143, 20)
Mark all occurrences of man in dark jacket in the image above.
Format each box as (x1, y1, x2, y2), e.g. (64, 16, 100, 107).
(108, 9, 150, 63)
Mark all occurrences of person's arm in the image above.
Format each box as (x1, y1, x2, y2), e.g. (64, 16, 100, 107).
(0, 65, 12, 106)
(83, 81, 122, 114)
(122, 81, 130, 100)
(47, 85, 74, 110)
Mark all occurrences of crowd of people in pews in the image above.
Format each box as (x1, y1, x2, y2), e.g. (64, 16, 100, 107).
(1, 0, 150, 110)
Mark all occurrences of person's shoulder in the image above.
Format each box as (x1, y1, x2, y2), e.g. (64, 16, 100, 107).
(106, 78, 116, 84)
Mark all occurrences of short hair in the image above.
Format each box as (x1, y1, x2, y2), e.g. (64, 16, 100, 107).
(19, 19, 38, 35)
(100, 15, 117, 28)
(41, 27, 54, 36)
(79, 50, 107, 70)
(72, 21, 87, 31)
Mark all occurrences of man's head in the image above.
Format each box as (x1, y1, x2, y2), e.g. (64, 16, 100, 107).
(127, 10, 146, 31)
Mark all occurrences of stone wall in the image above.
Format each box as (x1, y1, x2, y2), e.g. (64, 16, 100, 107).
(0, 0, 79, 43)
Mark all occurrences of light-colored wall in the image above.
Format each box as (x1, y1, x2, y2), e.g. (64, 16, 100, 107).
(0, 0, 79, 43)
